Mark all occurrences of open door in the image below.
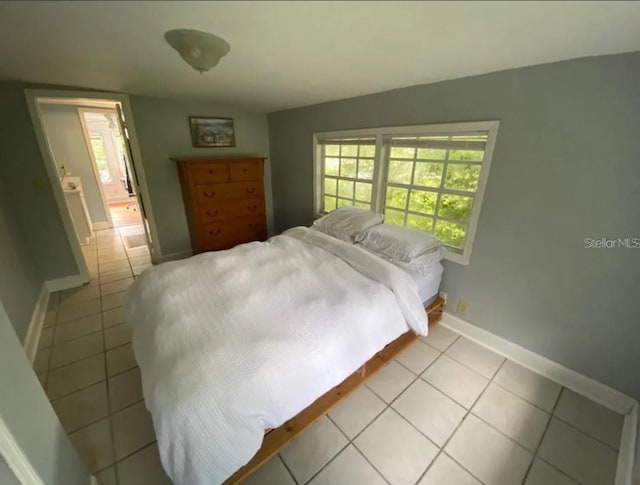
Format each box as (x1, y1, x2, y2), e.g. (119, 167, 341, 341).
(115, 103, 154, 254)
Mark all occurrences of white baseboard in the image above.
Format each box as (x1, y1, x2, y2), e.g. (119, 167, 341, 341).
(153, 249, 193, 264)
(617, 403, 639, 485)
(44, 275, 86, 293)
(441, 312, 638, 485)
(0, 415, 44, 485)
(92, 221, 111, 230)
(22, 286, 49, 364)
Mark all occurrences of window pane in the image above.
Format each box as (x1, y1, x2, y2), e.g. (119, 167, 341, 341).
(385, 209, 405, 226)
(324, 157, 339, 176)
(438, 194, 474, 222)
(408, 189, 436, 214)
(324, 196, 336, 212)
(325, 145, 340, 156)
(413, 162, 443, 187)
(357, 159, 374, 180)
(340, 158, 356, 178)
(355, 182, 372, 202)
(436, 220, 466, 249)
(90, 136, 111, 183)
(338, 180, 354, 199)
(337, 198, 351, 208)
(353, 201, 370, 209)
(359, 145, 375, 157)
(390, 147, 415, 159)
(449, 149, 484, 161)
(388, 161, 412, 184)
(406, 213, 434, 232)
(417, 148, 447, 160)
(324, 177, 337, 196)
(385, 187, 408, 209)
(341, 145, 357, 157)
(444, 164, 481, 192)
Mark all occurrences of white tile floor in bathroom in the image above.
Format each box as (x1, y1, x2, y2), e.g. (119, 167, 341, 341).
(33, 227, 625, 485)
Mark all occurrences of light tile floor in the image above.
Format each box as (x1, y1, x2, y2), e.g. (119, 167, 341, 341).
(33, 226, 168, 485)
(33, 233, 625, 485)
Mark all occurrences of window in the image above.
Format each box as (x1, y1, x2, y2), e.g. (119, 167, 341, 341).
(314, 122, 499, 264)
(89, 134, 111, 183)
(317, 138, 376, 211)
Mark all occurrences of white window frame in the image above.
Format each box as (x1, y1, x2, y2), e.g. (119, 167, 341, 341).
(313, 121, 500, 265)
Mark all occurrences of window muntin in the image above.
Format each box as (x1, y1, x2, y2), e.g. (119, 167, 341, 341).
(319, 138, 376, 211)
(314, 122, 499, 265)
(383, 133, 488, 250)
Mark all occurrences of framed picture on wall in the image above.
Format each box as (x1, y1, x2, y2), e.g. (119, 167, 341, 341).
(189, 117, 236, 147)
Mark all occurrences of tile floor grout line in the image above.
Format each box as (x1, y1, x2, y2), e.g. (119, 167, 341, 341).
(275, 452, 300, 485)
(302, 439, 352, 485)
(277, 450, 301, 485)
(520, 386, 568, 484)
(323, 413, 391, 485)
(414, 347, 506, 485)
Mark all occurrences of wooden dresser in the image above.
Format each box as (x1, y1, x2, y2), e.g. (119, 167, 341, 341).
(175, 157, 267, 253)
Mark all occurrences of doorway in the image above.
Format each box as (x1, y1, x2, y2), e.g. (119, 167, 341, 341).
(79, 108, 144, 229)
(26, 90, 160, 287)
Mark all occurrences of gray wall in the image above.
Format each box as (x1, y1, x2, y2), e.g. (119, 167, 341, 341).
(268, 52, 640, 399)
(0, 82, 78, 338)
(0, 301, 88, 485)
(129, 95, 272, 256)
(39, 103, 109, 224)
(0, 183, 42, 341)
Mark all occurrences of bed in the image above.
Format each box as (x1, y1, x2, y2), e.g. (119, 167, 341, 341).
(125, 226, 443, 485)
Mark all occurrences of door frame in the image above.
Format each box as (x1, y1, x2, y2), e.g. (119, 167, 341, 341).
(76, 107, 116, 228)
(25, 90, 162, 279)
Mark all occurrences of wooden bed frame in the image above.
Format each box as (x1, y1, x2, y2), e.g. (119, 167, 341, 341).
(225, 296, 445, 484)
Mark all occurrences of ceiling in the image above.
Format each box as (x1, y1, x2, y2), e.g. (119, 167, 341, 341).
(1, 1, 639, 113)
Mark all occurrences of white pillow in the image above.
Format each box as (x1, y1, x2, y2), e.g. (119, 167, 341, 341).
(356, 223, 443, 262)
(313, 207, 383, 242)
(356, 243, 446, 274)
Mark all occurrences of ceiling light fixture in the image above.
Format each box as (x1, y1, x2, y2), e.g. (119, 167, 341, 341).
(165, 29, 230, 73)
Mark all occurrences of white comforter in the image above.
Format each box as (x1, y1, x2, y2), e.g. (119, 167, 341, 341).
(125, 227, 427, 485)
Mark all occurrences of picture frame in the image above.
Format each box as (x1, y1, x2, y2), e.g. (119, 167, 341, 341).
(189, 116, 236, 148)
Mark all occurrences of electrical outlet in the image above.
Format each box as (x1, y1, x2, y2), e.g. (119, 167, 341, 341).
(438, 291, 447, 303)
(456, 299, 468, 317)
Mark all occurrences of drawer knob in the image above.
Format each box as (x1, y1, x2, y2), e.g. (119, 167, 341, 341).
(209, 229, 221, 236)
(245, 187, 256, 194)
(242, 168, 248, 173)
(208, 169, 214, 174)
(203, 191, 216, 198)
(207, 210, 219, 217)
(247, 205, 257, 211)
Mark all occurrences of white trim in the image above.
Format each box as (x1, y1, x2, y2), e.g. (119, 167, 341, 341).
(22, 286, 49, 364)
(76, 107, 115, 229)
(92, 221, 111, 231)
(24, 94, 91, 285)
(89, 476, 99, 485)
(44, 275, 86, 293)
(617, 403, 638, 485)
(440, 311, 638, 485)
(0, 415, 44, 485)
(24, 89, 163, 263)
(312, 121, 499, 265)
(441, 312, 636, 414)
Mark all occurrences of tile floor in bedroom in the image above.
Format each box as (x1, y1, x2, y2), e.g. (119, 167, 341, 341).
(33, 228, 625, 485)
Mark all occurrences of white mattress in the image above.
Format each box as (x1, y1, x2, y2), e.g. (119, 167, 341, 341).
(403, 262, 443, 304)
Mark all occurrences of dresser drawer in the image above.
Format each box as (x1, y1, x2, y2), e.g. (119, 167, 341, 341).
(229, 161, 261, 181)
(231, 215, 267, 241)
(201, 216, 266, 250)
(195, 181, 264, 205)
(198, 199, 265, 224)
(190, 163, 229, 184)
